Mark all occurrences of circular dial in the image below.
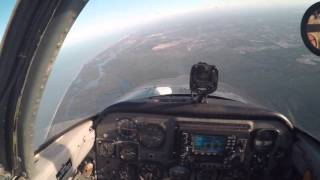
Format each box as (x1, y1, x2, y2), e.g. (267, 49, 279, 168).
(139, 163, 163, 180)
(139, 124, 165, 148)
(119, 142, 138, 161)
(254, 129, 278, 152)
(196, 168, 218, 180)
(117, 118, 138, 139)
(99, 142, 115, 157)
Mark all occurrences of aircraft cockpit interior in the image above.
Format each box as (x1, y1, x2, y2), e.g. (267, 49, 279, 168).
(1, 1, 320, 180)
(80, 63, 295, 180)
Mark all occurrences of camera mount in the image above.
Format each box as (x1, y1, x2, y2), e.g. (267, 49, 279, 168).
(190, 62, 219, 103)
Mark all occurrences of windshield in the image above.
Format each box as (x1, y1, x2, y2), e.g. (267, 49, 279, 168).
(35, 0, 320, 149)
(0, 1, 16, 44)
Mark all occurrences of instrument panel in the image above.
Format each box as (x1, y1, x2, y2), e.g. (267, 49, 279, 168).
(95, 113, 292, 180)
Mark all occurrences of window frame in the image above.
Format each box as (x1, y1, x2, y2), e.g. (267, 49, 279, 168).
(0, 0, 87, 177)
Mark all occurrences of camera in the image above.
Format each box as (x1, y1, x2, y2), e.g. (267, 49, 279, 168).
(190, 62, 218, 95)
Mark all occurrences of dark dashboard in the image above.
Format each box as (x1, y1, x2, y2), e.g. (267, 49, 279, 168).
(94, 96, 293, 180)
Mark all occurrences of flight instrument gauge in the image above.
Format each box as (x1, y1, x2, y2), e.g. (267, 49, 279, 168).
(118, 142, 139, 161)
(117, 118, 138, 139)
(254, 129, 278, 153)
(139, 124, 165, 148)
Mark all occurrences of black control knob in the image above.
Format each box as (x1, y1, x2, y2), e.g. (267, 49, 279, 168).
(169, 166, 190, 180)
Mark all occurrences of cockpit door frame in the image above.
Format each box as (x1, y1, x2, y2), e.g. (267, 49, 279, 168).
(0, 0, 88, 178)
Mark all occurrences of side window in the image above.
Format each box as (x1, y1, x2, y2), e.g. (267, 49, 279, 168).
(0, 1, 16, 43)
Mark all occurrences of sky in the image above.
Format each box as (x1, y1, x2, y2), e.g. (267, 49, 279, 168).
(0, 0, 16, 44)
(0, 0, 217, 45)
(64, 0, 223, 46)
(0, 0, 313, 46)
(63, 0, 312, 46)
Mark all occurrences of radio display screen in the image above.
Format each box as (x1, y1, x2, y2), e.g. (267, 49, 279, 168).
(192, 134, 226, 154)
